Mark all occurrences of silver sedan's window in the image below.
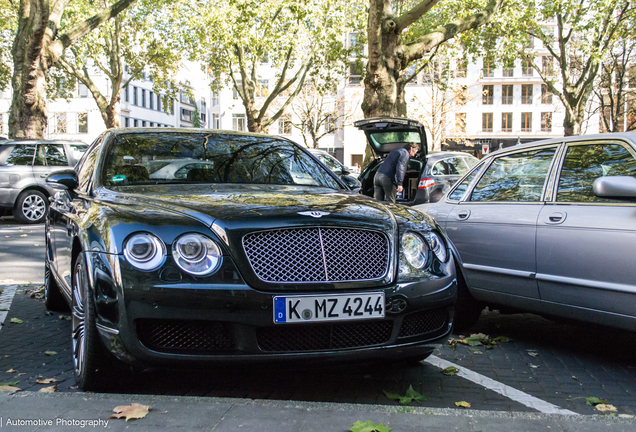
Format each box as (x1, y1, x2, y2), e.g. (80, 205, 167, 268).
(557, 143, 636, 202)
(469, 147, 557, 202)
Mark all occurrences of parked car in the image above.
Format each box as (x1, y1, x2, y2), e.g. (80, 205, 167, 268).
(355, 118, 476, 205)
(0, 140, 88, 223)
(416, 133, 636, 332)
(44, 128, 459, 390)
(308, 148, 361, 192)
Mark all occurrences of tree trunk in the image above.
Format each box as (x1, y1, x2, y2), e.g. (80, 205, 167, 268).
(9, 3, 54, 139)
(104, 99, 121, 129)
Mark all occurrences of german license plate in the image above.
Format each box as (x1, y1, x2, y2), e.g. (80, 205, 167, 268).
(273, 293, 385, 324)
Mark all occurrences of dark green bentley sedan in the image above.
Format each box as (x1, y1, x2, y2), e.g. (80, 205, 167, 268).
(44, 128, 459, 391)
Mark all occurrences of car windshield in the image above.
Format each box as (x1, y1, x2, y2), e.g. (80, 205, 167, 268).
(101, 132, 342, 189)
(369, 131, 421, 146)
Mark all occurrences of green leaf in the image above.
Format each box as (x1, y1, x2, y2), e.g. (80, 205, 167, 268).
(492, 336, 511, 343)
(44, 351, 57, 356)
(586, 397, 607, 406)
(464, 337, 483, 346)
(0, 381, 18, 387)
(443, 366, 458, 376)
(383, 390, 402, 401)
(398, 396, 412, 405)
(9, 318, 23, 324)
(405, 385, 428, 403)
(349, 420, 392, 432)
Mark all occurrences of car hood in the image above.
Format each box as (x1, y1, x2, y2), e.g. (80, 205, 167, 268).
(96, 183, 399, 232)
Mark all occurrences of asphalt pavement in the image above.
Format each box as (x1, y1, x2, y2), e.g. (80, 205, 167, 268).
(1, 215, 636, 430)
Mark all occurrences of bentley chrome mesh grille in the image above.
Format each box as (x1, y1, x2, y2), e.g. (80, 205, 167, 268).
(243, 227, 390, 283)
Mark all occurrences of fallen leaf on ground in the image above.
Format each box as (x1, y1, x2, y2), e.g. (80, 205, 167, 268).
(527, 351, 539, 357)
(492, 336, 511, 343)
(109, 403, 152, 421)
(44, 351, 57, 356)
(36, 378, 57, 384)
(383, 385, 427, 405)
(39, 385, 58, 393)
(33, 244, 41, 246)
(455, 401, 471, 408)
(6, 369, 17, 373)
(0, 381, 18, 386)
(586, 397, 607, 406)
(443, 366, 458, 376)
(19, 234, 27, 237)
(349, 420, 392, 432)
(58, 315, 71, 320)
(0, 385, 20, 392)
(468, 348, 482, 354)
(10, 318, 23, 324)
(595, 404, 617, 412)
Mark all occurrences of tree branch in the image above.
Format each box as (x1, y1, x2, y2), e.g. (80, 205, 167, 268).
(394, 0, 440, 33)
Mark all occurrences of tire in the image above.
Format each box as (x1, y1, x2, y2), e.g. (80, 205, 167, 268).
(14, 190, 48, 224)
(452, 264, 484, 333)
(44, 255, 67, 311)
(72, 253, 112, 391)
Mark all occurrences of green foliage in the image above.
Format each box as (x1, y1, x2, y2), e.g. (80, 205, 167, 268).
(192, 102, 203, 128)
(0, 0, 17, 91)
(349, 420, 392, 432)
(586, 397, 608, 406)
(383, 385, 428, 405)
(443, 366, 458, 376)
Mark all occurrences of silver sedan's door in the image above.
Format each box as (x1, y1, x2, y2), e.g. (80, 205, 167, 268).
(445, 146, 558, 300)
(536, 140, 636, 323)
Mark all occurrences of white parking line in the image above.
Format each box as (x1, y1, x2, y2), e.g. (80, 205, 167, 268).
(0, 285, 18, 331)
(425, 355, 578, 415)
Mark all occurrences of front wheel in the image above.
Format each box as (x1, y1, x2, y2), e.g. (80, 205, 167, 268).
(14, 190, 48, 224)
(72, 253, 112, 391)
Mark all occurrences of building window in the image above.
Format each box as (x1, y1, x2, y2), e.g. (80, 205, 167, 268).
(212, 93, 219, 106)
(141, 89, 146, 108)
(542, 56, 554, 76)
(149, 91, 154, 110)
(482, 60, 494, 77)
(455, 59, 467, 78)
(503, 61, 514, 77)
(233, 81, 242, 99)
(200, 97, 207, 112)
(134, 119, 138, 127)
(180, 90, 195, 105)
(521, 112, 532, 132)
(51, 113, 67, 134)
(279, 116, 292, 135)
(78, 113, 88, 133)
(325, 115, 336, 133)
(142, 121, 146, 127)
(541, 112, 552, 132)
(233, 114, 246, 131)
(502, 85, 513, 105)
(133, 87, 138, 105)
(349, 62, 362, 85)
(349, 32, 362, 56)
(181, 108, 193, 122)
(124, 85, 129, 102)
(541, 84, 553, 104)
(521, 84, 533, 104)
(256, 80, 269, 98)
(123, 117, 129, 127)
(522, 59, 533, 77)
(501, 112, 513, 132)
(455, 113, 466, 133)
(482, 85, 494, 105)
(212, 113, 220, 129)
(482, 113, 493, 132)
(455, 86, 468, 107)
(78, 83, 89, 98)
(157, 94, 162, 111)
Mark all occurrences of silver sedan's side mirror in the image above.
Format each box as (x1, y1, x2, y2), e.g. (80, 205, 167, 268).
(593, 176, 636, 200)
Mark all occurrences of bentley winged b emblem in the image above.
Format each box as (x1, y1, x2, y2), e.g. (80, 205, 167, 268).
(298, 210, 330, 218)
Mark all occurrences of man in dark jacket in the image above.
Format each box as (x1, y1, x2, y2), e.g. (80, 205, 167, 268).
(374, 142, 419, 203)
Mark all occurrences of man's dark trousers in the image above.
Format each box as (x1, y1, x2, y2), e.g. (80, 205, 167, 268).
(374, 172, 397, 203)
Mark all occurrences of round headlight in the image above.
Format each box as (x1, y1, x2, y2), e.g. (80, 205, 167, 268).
(124, 233, 166, 271)
(173, 233, 221, 276)
(429, 232, 448, 263)
(401, 232, 429, 269)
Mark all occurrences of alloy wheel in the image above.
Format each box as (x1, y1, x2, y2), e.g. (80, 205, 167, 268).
(71, 261, 86, 378)
(22, 194, 46, 221)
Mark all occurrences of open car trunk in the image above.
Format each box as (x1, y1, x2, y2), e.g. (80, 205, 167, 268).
(354, 118, 428, 205)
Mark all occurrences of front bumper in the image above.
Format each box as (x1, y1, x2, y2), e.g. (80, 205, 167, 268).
(89, 252, 456, 367)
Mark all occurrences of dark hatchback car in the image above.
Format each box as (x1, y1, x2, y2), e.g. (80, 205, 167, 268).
(417, 133, 636, 332)
(44, 128, 459, 390)
(0, 140, 87, 223)
(355, 118, 477, 205)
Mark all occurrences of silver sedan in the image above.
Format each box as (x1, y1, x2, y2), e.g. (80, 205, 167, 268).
(416, 133, 636, 332)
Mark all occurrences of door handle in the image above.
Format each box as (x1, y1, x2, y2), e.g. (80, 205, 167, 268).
(457, 209, 471, 220)
(547, 212, 566, 224)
